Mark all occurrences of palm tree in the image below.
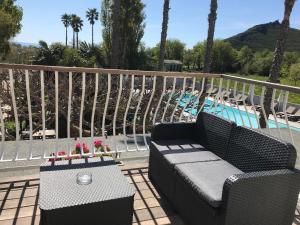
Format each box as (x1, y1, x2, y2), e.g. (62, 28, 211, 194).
(86, 8, 99, 47)
(70, 14, 77, 49)
(203, 0, 218, 73)
(61, 14, 71, 47)
(158, 0, 170, 71)
(259, 0, 296, 128)
(198, 0, 218, 110)
(111, 0, 121, 68)
(71, 16, 84, 49)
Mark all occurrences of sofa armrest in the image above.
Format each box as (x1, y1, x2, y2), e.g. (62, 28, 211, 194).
(151, 122, 196, 141)
(222, 169, 300, 225)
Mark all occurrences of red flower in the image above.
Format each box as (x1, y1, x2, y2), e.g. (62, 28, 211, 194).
(83, 143, 89, 153)
(58, 151, 66, 156)
(94, 139, 102, 148)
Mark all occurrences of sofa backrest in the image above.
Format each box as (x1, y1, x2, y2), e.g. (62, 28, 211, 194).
(195, 112, 236, 158)
(226, 126, 296, 172)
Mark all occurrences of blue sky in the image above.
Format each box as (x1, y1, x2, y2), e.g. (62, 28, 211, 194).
(14, 0, 300, 48)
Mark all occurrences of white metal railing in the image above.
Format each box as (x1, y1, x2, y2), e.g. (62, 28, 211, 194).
(0, 63, 300, 164)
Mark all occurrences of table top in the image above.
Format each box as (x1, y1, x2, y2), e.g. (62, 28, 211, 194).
(39, 157, 136, 210)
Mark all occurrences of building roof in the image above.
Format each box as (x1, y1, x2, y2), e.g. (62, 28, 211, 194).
(164, 60, 183, 65)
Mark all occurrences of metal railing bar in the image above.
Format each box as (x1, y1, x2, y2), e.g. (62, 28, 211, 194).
(40, 71, 49, 159)
(224, 80, 237, 124)
(180, 77, 196, 121)
(232, 81, 245, 127)
(242, 83, 253, 128)
(102, 74, 111, 140)
(196, 78, 206, 117)
(67, 72, 72, 139)
(0, 102, 5, 161)
(171, 78, 186, 122)
(91, 73, 99, 154)
(249, 84, 260, 129)
(25, 70, 38, 160)
(271, 89, 282, 139)
(55, 71, 60, 158)
(161, 77, 176, 122)
(283, 91, 294, 144)
(133, 76, 145, 151)
(143, 77, 157, 149)
(213, 78, 223, 116)
(123, 75, 134, 151)
(153, 77, 166, 125)
(113, 74, 123, 153)
(260, 87, 271, 134)
(9, 69, 23, 161)
(79, 72, 86, 155)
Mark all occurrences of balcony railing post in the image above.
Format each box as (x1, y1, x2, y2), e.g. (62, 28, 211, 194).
(133, 75, 145, 150)
(143, 76, 157, 149)
(171, 78, 186, 122)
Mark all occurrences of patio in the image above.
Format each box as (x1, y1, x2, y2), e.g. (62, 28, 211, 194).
(0, 160, 299, 225)
(0, 161, 188, 225)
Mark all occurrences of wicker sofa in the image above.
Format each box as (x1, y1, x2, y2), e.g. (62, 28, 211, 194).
(149, 112, 299, 225)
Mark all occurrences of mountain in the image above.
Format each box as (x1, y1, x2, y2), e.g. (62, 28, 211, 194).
(12, 42, 39, 47)
(225, 21, 300, 52)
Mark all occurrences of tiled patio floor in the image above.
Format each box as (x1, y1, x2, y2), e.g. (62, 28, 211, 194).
(0, 162, 299, 225)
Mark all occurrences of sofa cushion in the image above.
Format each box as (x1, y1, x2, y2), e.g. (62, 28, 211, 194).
(227, 126, 297, 172)
(151, 139, 205, 153)
(195, 112, 236, 159)
(175, 160, 244, 208)
(164, 151, 221, 166)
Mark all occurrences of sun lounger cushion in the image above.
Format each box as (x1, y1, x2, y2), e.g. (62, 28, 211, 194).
(175, 160, 244, 208)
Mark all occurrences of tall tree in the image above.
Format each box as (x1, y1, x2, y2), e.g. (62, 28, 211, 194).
(101, 0, 112, 66)
(111, 0, 121, 68)
(61, 14, 71, 47)
(259, 0, 296, 128)
(199, 0, 218, 110)
(203, 0, 218, 73)
(101, 0, 145, 69)
(86, 8, 99, 47)
(158, 0, 170, 71)
(72, 16, 83, 49)
(70, 14, 77, 49)
(0, 0, 23, 59)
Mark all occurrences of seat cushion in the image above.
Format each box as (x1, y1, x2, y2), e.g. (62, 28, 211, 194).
(151, 139, 205, 153)
(164, 151, 221, 166)
(175, 160, 244, 208)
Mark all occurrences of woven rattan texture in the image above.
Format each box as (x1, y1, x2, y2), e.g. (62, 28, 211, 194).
(39, 157, 136, 210)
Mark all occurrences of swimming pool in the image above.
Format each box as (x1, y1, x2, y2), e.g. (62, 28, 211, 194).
(179, 94, 300, 132)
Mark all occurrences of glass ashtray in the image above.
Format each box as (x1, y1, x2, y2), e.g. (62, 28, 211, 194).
(76, 172, 92, 185)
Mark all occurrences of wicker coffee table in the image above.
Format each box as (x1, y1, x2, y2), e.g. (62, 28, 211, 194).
(39, 157, 136, 225)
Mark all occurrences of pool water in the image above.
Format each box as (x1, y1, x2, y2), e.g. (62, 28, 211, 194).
(179, 94, 300, 132)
